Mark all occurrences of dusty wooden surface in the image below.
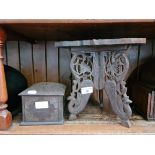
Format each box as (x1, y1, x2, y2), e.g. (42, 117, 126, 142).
(55, 38, 146, 47)
(1, 122, 155, 135)
(1, 105, 155, 134)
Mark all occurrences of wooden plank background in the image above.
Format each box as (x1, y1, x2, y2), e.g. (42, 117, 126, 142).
(6, 41, 20, 71)
(59, 47, 71, 96)
(3, 39, 155, 109)
(19, 41, 34, 86)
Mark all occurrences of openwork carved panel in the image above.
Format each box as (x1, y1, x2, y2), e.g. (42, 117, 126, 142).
(103, 50, 132, 127)
(104, 51, 129, 82)
(68, 52, 94, 120)
(70, 52, 94, 81)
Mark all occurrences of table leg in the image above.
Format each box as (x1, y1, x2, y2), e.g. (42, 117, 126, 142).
(68, 53, 94, 120)
(0, 28, 12, 130)
(99, 89, 104, 108)
(104, 51, 132, 127)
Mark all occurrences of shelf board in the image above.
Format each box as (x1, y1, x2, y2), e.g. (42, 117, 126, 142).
(0, 19, 155, 42)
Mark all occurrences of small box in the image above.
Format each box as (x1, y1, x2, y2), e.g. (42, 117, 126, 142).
(131, 82, 155, 120)
(19, 82, 66, 125)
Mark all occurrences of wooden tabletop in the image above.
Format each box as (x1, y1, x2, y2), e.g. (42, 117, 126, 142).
(55, 38, 146, 47)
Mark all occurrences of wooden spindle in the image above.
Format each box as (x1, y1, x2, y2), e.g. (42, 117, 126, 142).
(0, 27, 12, 130)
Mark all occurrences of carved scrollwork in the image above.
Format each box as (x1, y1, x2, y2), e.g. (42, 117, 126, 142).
(68, 52, 94, 120)
(70, 53, 93, 80)
(104, 51, 132, 127)
(104, 52, 129, 82)
(68, 79, 93, 115)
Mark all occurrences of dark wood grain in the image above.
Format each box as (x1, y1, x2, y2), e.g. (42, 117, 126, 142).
(6, 41, 20, 70)
(33, 41, 46, 83)
(153, 40, 155, 58)
(103, 90, 114, 113)
(90, 90, 99, 105)
(136, 40, 153, 81)
(147, 93, 152, 119)
(46, 41, 58, 82)
(19, 41, 34, 86)
(138, 40, 153, 66)
(3, 44, 7, 65)
(59, 47, 71, 96)
(125, 45, 139, 80)
(1, 19, 155, 40)
(150, 91, 154, 118)
(132, 83, 151, 119)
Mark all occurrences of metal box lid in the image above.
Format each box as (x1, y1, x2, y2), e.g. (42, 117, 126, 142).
(19, 82, 66, 96)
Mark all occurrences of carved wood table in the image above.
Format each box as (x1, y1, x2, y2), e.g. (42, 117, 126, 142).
(56, 38, 146, 127)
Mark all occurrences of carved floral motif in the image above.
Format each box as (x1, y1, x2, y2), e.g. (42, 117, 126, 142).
(104, 50, 132, 127)
(70, 53, 93, 80)
(68, 53, 94, 120)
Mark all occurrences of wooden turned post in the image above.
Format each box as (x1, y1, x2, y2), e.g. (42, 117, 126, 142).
(0, 27, 12, 130)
